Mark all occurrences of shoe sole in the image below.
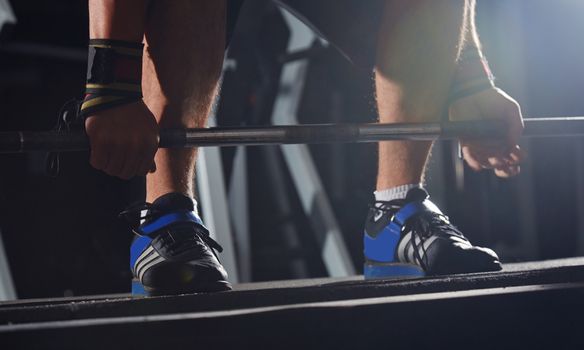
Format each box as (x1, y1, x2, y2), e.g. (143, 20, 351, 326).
(364, 261, 425, 280)
(132, 278, 232, 296)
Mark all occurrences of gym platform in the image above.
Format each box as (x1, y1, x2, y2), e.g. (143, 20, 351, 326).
(1, 258, 583, 349)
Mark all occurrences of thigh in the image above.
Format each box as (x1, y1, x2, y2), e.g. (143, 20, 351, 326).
(274, 0, 385, 69)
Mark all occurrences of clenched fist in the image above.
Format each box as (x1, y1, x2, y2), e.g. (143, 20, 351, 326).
(85, 100, 159, 180)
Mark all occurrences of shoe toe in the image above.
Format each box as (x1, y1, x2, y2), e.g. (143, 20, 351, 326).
(142, 260, 231, 295)
(426, 240, 502, 275)
(460, 245, 502, 273)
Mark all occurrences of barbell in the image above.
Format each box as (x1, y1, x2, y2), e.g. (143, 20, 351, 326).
(1, 117, 584, 153)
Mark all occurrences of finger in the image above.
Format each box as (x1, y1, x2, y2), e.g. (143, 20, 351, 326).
(120, 150, 142, 180)
(137, 142, 158, 176)
(494, 168, 510, 178)
(464, 138, 513, 168)
(499, 147, 524, 167)
(462, 146, 484, 172)
(487, 155, 510, 169)
(136, 148, 156, 176)
(120, 138, 151, 179)
(104, 149, 126, 178)
(88, 138, 109, 170)
(89, 148, 109, 170)
(486, 144, 514, 168)
(508, 146, 527, 165)
(464, 143, 497, 169)
(495, 165, 520, 178)
(494, 168, 513, 178)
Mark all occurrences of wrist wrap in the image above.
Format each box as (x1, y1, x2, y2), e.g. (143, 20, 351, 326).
(449, 48, 495, 104)
(79, 39, 144, 118)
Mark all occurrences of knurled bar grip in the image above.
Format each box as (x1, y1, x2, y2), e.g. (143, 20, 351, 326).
(0, 117, 583, 153)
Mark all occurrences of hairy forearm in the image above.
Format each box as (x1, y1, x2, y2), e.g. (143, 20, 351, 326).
(89, 0, 147, 42)
(448, 0, 495, 104)
(461, 0, 482, 55)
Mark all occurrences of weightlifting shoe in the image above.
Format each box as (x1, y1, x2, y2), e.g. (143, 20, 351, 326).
(364, 188, 502, 279)
(123, 193, 232, 295)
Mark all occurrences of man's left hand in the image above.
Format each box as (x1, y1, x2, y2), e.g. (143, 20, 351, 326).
(449, 87, 526, 178)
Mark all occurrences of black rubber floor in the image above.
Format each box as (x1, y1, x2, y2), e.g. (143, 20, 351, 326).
(1, 258, 584, 349)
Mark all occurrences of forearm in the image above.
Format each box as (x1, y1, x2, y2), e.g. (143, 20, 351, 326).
(89, 0, 147, 42)
(375, 0, 467, 121)
(81, 0, 149, 118)
(449, 0, 495, 104)
(461, 0, 481, 54)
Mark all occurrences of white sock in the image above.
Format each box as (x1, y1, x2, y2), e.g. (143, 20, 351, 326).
(192, 199, 200, 217)
(374, 184, 423, 202)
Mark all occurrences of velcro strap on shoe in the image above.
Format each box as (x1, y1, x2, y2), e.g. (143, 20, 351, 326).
(130, 211, 207, 271)
(136, 211, 206, 237)
(387, 200, 443, 236)
(364, 199, 443, 263)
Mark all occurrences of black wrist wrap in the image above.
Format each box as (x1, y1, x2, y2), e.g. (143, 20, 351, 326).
(448, 48, 495, 105)
(79, 39, 144, 118)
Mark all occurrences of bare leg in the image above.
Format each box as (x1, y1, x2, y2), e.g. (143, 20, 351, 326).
(375, 0, 467, 190)
(142, 0, 226, 202)
(366, 1, 502, 280)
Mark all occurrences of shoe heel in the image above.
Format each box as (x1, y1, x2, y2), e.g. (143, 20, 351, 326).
(364, 262, 425, 280)
(132, 278, 148, 296)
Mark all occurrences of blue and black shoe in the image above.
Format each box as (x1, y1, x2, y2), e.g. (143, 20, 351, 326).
(364, 188, 502, 279)
(122, 193, 232, 295)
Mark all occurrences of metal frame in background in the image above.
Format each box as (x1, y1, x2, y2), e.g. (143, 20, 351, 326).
(0, 0, 16, 34)
(271, 8, 356, 276)
(0, 229, 17, 301)
(196, 119, 241, 284)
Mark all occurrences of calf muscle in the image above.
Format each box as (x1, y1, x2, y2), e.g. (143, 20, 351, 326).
(374, 0, 468, 190)
(142, 0, 226, 201)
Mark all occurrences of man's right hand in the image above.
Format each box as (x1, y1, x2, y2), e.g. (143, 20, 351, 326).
(85, 100, 159, 180)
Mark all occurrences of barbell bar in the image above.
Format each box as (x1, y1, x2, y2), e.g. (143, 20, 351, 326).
(1, 117, 584, 154)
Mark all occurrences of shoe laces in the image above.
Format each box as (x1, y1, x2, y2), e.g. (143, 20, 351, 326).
(119, 202, 159, 223)
(371, 201, 463, 270)
(119, 202, 224, 253)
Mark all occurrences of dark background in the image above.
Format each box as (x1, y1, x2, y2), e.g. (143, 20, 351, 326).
(1, 0, 584, 298)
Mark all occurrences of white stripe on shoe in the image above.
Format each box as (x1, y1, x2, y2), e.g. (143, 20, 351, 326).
(397, 231, 412, 262)
(407, 236, 417, 263)
(133, 246, 155, 273)
(399, 233, 440, 267)
(422, 236, 439, 255)
(138, 255, 165, 283)
(135, 250, 160, 277)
